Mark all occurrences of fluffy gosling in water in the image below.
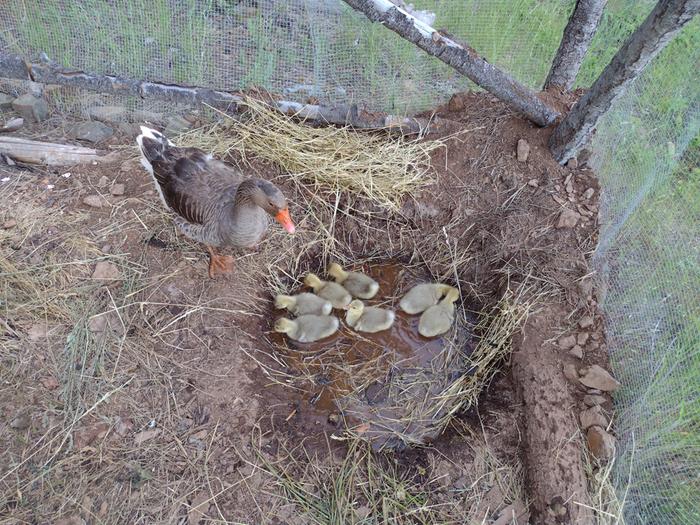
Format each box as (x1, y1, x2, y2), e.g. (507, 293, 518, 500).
(327, 262, 379, 299)
(345, 299, 395, 333)
(274, 315, 339, 343)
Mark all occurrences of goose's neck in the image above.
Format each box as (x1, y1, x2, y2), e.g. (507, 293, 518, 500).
(234, 179, 261, 208)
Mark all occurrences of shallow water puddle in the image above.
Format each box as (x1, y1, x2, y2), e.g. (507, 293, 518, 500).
(268, 262, 477, 450)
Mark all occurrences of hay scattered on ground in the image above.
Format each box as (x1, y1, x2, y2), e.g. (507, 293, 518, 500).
(252, 422, 525, 525)
(179, 97, 445, 210)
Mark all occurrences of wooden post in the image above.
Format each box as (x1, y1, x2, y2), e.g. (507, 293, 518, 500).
(549, 0, 700, 163)
(341, 0, 560, 127)
(544, 0, 608, 90)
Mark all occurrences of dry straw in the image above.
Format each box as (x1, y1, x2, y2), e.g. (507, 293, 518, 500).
(179, 96, 444, 210)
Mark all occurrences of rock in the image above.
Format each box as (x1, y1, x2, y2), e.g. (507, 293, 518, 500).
(71, 121, 113, 143)
(114, 417, 133, 437)
(110, 183, 125, 196)
(582, 188, 595, 200)
(516, 139, 530, 162)
(165, 115, 191, 136)
(0, 92, 14, 109)
(494, 500, 529, 525)
(583, 394, 607, 407)
(133, 109, 163, 124)
(415, 201, 440, 219)
(577, 332, 589, 346)
(88, 105, 128, 123)
(556, 208, 580, 229)
(447, 93, 466, 112)
(28, 323, 48, 341)
(578, 315, 594, 329)
(580, 405, 607, 429)
(2, 218, 17, 229)
(92, 261, 121, 281)
(587, 426, 615, 460)
(569, 345, 583, 359)
(355, 505, 371, 520)
(88, 311, 122, 333)
(120, 157, 142, 174)
(558, 334, 577, 350)
(134, 428, 160, 445)
(579, 365, 620, 392)
(40, 376, 60, 390)
(563, 363, 579, 383)
(117, 122, 140, 137)
(188, 491, 210, 525)
(55, 515, 84, 525)
(82, 194, 104, 208)
(73, 422, 109, 449)
(527, 178, 539, 187)
(566, 157, 578, 169)
(1, 117, 24, 132)
(12, 94, 49, 122)
(10, 413, 31, 429)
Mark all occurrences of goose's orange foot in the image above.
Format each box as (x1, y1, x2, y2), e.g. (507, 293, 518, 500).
(206, 246, 234, 279)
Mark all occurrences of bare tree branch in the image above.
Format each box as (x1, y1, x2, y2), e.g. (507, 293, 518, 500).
(341, 0, 559, 127)
(550, 0, 700, 163)
(0, 53, 455, 136)
(544, 0, 608, 90)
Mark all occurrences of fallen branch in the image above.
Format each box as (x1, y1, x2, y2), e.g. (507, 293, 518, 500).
(0, 136, 120, 166)
(0, 53, 455, 136)
(340, 0, 559, 126)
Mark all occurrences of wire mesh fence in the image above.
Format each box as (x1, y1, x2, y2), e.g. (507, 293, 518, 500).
(0, 0, 698, 523)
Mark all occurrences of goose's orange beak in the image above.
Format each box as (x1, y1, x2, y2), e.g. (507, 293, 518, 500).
(275, 207, 296, 234)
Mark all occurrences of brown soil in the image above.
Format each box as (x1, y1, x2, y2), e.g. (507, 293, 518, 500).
(0, 91, 613, 524)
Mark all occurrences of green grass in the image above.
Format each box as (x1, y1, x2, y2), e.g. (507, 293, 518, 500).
(9, 0, 214, 84)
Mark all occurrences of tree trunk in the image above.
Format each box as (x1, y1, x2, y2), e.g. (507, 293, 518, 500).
(0, 54, 455, 136)
(550, 0, 700, 163)
(341, 0, 559, 127)
(544, 0, 608, 90)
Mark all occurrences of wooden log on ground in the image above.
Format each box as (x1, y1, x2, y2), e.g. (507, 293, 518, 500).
(544, 0, 608, 90)
(511, 306, 595, 525)
(0, 136, 120, 166)
(340, 0, 560, 127)
(0, 53, 454, 136)
(549, 0, 700, 163)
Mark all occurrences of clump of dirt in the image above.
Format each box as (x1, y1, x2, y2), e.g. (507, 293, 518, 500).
(0, 90, 615, 524)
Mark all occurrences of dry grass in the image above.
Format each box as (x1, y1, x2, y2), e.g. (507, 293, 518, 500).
(252, 419, 526, 525)
(581, 448, 628, 525)
(179, 97, 445, 211)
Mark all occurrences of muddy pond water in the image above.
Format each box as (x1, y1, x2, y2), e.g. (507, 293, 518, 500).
(268, 262, 478, 449)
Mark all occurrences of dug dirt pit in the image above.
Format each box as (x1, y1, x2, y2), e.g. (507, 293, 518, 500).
(268, 262, 479, 451)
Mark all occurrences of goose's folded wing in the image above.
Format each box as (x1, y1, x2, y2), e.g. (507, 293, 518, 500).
(151, 148, 241, 224)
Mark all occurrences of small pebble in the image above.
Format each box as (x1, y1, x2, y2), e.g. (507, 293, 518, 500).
(569, 345, 583, 359)
(2, 218, 17, 229)
(579, 316, 594, 329)
(110, 183, 125, 196)
(83, 194, 103, 208)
